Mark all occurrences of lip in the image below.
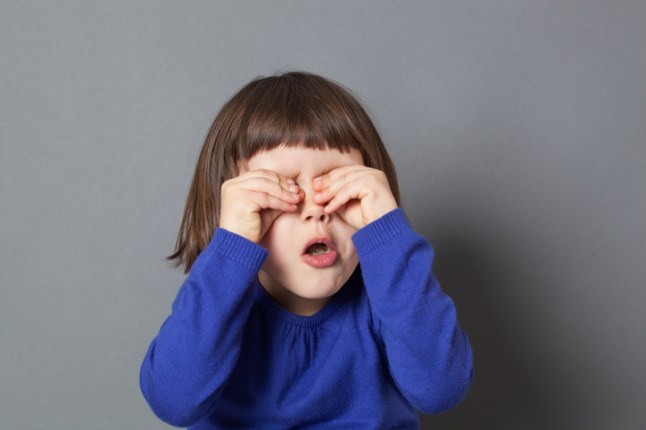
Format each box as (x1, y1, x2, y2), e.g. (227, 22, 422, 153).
(301, 237, 338, 268)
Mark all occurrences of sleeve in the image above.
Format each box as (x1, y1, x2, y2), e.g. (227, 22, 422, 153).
(352, 208, 474, 414)
(139, 228, 268, 427)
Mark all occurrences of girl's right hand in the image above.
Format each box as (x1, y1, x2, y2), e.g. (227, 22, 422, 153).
(219, 169, 304, 243)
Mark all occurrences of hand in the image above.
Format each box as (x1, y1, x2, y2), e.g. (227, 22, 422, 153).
(312, 165, 398, 230)
(219, 169, 304, 243)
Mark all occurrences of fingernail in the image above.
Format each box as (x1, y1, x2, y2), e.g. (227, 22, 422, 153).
(286, 178, 296, 185)
(288, 184, 299, 192)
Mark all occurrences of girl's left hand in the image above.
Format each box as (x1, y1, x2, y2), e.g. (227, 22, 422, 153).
(312, 165, 398, 230)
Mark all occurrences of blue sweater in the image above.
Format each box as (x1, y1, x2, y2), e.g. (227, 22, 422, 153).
(140, 209, 473, 428)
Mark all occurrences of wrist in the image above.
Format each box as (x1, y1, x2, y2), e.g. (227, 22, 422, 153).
(363, 198, 398, 227)
(353, 208, 408, 251)
(218, 217, 261, 244)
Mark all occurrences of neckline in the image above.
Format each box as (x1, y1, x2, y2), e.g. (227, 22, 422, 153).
(253, 269, 361, 328)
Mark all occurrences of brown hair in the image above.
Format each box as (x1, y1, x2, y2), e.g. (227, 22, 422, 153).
(167, 71, 400, 273)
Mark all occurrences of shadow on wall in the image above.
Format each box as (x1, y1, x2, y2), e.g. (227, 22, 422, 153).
(413, 191, 619, 429)
(416, 219, 564, 430)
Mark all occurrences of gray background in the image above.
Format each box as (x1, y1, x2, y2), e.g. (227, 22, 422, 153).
(1, 1, 645, 429)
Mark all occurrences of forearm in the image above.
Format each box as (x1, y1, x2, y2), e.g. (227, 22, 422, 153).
(353, 209, 473, 414)
(140, 229, 267, 427)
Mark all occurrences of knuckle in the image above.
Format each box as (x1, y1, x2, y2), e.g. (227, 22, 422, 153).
(221, 183, 234, 197)
(257, 169, 277, 179)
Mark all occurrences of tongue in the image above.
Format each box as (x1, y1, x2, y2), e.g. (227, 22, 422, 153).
(306, 243, 329, 256)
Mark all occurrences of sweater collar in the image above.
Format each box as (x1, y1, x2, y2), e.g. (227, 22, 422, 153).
(253, 268, 361, 328)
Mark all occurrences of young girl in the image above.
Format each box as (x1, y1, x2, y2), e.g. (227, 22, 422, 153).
(140, 71, 473, 429)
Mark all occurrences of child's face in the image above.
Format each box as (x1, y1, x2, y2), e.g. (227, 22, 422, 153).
(242, 145, 363, 316)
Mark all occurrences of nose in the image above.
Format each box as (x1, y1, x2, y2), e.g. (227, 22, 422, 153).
(299, 187, 330, 223)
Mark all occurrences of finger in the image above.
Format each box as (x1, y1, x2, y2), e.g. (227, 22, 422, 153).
(312, 165, 368, 191)
(313, 169, 372, 205)
(234, 173, 302, 204)
(234, 169, 299, 193)
(230, 168, 281, 185)
(321, 180, 367, 214)
(249, 191, 300, 213)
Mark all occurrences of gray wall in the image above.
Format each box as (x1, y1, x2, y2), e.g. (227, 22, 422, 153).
(2, 1, 644, 429)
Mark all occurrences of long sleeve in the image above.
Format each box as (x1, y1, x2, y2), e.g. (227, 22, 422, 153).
(139, 229, 267, 427)
(352, 209, 474, 414)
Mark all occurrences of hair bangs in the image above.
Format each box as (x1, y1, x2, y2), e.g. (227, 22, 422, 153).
(236, 74, 361, 161)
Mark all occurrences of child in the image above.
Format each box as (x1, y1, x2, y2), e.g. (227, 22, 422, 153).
(140, 71, 473, 429)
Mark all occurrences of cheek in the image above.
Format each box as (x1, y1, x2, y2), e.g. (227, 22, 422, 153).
(340, 246, 359, 283)
(259, 214, 294, 252)
(345, 246, 358, 266)
(337, 228, 359, 263)
(337, 222, 358, 245)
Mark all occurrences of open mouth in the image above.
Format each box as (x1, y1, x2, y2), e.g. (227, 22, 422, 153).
(302, 238, 336, 255)
(302, 238, 338, 268)
(305, 242, 332, 256)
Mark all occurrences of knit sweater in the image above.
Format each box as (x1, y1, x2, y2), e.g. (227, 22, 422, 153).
(140, 209, 473, 429)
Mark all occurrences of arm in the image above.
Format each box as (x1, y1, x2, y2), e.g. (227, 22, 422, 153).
(353, 209, 474, 414)
(141, 169, 300, 426)
(139, 229, 267, 427)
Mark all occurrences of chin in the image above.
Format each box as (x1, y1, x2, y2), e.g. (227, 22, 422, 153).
(291, 281, 344, 300)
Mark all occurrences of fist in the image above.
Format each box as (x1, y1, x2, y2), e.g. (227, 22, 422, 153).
(219, 169, 304, 243)
(312, 165, 398, 230)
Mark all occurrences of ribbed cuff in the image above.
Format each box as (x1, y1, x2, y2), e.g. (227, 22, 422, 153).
(212, 228, 268, 270)
(352, 208, 410, 255)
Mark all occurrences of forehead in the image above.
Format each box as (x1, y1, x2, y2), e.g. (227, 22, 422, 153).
(243, 145, 363, 176)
